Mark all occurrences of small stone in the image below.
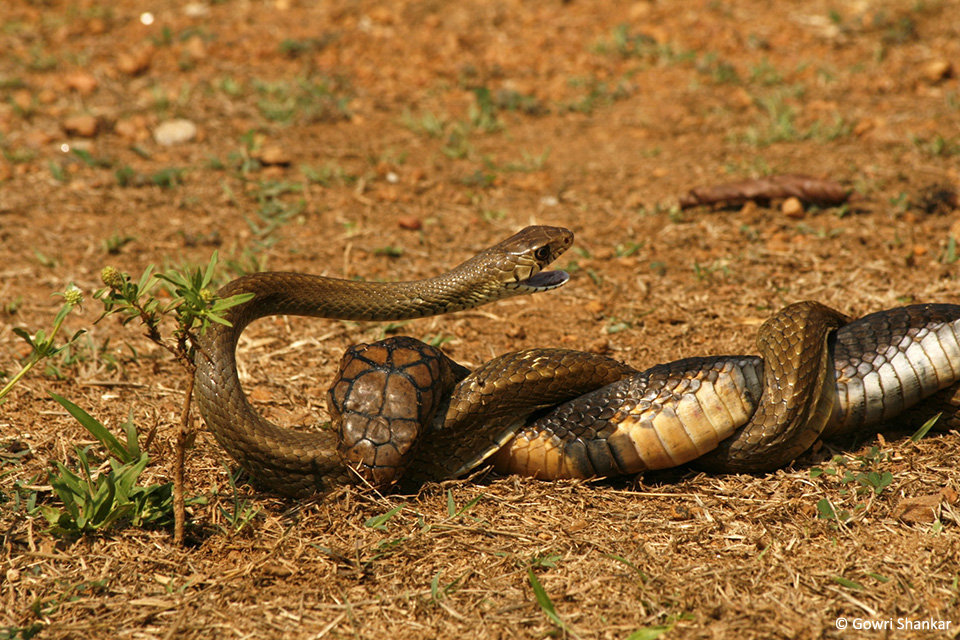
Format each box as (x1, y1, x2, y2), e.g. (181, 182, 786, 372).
(153, 119, 197, 146)
(731, 87, 754, 109)
(922, 59, 953, 84)
(853, 118, 876, 137)
(397, 215, 422, 230)
(62, 114, 98, 137)
(505, 326, 526, 340)
(118, 45, 155, 75)
(629, 2, 651, 19)
(64, 71, 98, 95)
(87, 17, 107, 35)
(24, 129, 55, 147)
(115, 116, 150, 142)
(781, 196, 804, 218)
(183, 35, 207, 60)
(584, 300, 605, 315)
(255, 145, 291, 166)
(588, 339, 611, 354)
(624, 191, 645, 210)
(183, 2, 210, 17)
(12, 90, 33, 112)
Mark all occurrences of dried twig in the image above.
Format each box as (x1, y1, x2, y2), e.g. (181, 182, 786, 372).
(679, 174, 851, 209)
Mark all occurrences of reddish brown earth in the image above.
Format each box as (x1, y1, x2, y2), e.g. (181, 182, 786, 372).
(2, 1, 959, 638)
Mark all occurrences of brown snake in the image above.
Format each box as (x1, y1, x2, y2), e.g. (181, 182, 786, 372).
(194, 226, 574, 495)
(195, 226, 960, 495)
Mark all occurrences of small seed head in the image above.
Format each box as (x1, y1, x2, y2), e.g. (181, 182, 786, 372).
(100, 266, 123, 289)
(199, 288, 214, 304)
(63, 287, 84, 306)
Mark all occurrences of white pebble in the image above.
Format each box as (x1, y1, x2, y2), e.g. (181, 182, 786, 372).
(153, 119, 197, 146)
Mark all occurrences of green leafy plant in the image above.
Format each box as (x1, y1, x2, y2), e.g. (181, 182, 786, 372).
(40, 394, 202, 536)
(804, 417, 942, 529)
(253, 75, 351, 124)
(1, 288, 84, 403)
(94, 254, 252, 543)
(95, 253, 252, 363)
(809, 447, 894, 497)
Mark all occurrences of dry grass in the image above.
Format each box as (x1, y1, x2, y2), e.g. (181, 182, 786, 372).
(4, 425, 958, 638)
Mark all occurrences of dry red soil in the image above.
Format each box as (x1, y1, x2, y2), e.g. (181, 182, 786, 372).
(2, 1, 959, 638)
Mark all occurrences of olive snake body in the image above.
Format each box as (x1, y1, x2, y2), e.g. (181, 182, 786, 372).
(193, 225, 959, 495)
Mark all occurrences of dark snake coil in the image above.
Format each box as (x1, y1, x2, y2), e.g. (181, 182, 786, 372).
(194, 226, 960, 495)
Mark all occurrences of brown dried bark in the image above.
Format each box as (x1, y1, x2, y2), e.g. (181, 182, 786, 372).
(679, 174, 851, 209)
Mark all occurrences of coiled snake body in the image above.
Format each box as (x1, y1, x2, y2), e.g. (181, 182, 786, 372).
(194, 226, 574, 495)
(490, 303, 960, 479)
(195, 226, 960, 496)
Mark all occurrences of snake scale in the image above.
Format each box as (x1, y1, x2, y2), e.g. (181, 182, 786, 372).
(194, 226, 574, 495)
(194, 225, 960, 496)
(491, 303, 960, 479)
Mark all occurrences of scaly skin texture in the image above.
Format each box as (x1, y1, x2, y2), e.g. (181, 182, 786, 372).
(328, 337, 470, 487)
(193, 226, 573, 496)
(490, 303, 960, 478)
(200, 238, 960, 494)
(695, 301, 849, 472)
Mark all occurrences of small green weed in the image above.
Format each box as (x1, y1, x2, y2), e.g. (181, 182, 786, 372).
(401, 109, 448, 138)
(254, 75, 351, 124)
(429, 570, 464, 604)
(942, 238, 959, 265)
(150, 167, 185, 189)
(594, 24, 693, 66)
(103, 233, 135, 255)
(626, 625, 674, 640)
(810, 447, 894, 496)
(245, 180, 305, 239)
(467, 86, 502, 133)
(40, 395, 202, 536)
(562, 76, 633, 114)
(216, 465, 261, 535)
(2, 288, 84, 403)
(911, 134, 960, 157)
(300, 162, 355, 187)
(807, 436, 923, 528)
(48, 161, 68, 183)
(365, 504, 404, 531)
(527, 568, 574, 637)
(94, 255, 253, 543)
(278, 36, 333, 58)
(748, 57, 783, 85)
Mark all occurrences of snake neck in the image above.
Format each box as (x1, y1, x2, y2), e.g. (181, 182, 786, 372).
(193, 268, 517, 496)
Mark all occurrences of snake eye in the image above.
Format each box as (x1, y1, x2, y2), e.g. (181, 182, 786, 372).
(534, 245, 552, 262)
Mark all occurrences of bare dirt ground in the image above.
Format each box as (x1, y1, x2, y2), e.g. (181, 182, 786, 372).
(2, 1, 960, 638)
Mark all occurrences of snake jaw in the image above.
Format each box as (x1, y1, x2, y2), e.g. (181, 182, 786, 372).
(517, 269, 570, 291)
